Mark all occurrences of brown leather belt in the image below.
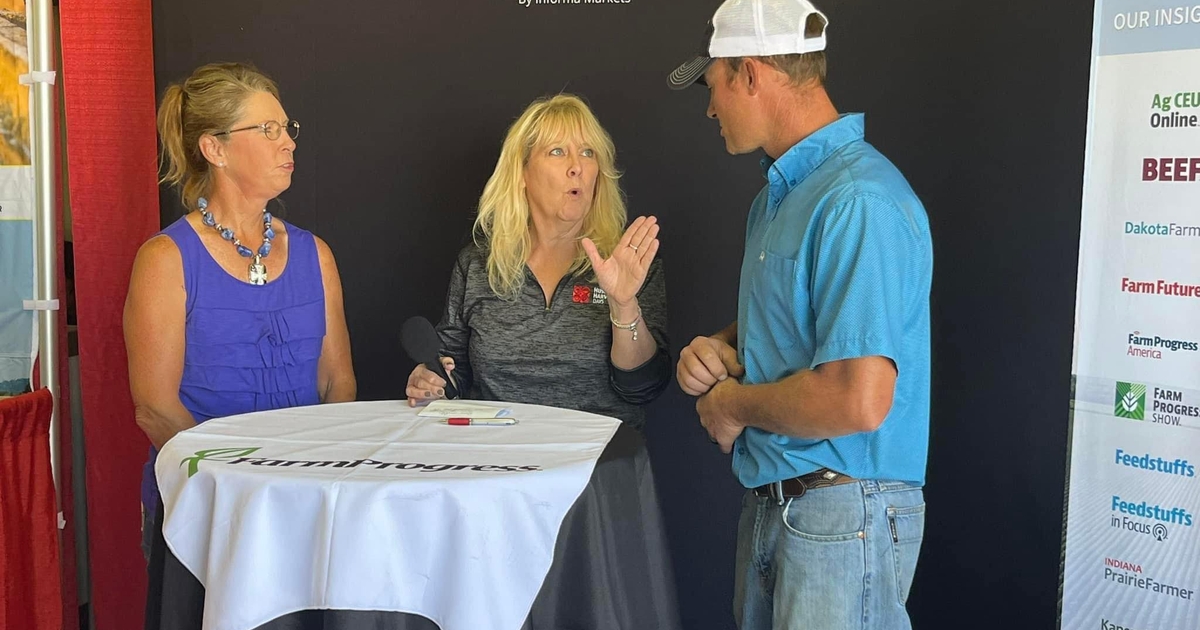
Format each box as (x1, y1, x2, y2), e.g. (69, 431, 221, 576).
(752, 468, 857, 503)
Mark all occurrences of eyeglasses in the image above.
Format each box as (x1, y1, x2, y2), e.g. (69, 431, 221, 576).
(214, 119, 300, 141)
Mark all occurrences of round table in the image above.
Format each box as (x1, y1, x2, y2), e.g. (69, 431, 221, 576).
(144, 400, 681, 630)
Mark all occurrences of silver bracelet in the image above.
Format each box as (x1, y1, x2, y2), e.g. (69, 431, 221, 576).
(610, 306, 642, 341)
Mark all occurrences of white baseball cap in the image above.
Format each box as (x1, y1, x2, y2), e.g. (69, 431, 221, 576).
(668, 0, 829, 90)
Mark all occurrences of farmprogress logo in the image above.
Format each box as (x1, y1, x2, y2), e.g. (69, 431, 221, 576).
(180, 447, 543, 478)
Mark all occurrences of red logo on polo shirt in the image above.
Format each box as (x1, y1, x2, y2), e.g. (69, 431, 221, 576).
(572, 285, 608, 305)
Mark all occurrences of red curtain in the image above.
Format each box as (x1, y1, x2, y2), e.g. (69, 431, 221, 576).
(60, 1, 161, 628)
(53, 36, 80, 630)
(0, 389, 63, 630)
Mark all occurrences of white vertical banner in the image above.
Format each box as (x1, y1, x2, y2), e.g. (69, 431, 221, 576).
(1061, 2, 1200, 629)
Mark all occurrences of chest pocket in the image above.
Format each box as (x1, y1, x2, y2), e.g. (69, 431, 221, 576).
(744, 249, 807, 383)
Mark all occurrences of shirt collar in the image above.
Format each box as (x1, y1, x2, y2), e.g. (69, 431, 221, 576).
(759, 113, 866, 210)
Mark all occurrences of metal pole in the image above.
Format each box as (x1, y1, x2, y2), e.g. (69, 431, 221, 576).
(28, 0, 61, 517)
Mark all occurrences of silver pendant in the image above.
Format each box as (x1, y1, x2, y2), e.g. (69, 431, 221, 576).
(248, 256, 268, 285)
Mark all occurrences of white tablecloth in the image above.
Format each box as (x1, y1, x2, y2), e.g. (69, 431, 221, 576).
(155, 400, 620, 630)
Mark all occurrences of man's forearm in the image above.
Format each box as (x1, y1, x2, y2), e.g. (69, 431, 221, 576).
(724, 360, 893, 441)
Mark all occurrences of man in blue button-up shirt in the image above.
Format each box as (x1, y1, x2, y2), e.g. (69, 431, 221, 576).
(669, 1, 933, 628)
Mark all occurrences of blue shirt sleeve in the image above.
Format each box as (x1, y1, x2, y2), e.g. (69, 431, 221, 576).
(807, 192, 925, 372)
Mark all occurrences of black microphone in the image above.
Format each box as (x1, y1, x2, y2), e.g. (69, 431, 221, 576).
(400, 316, 459, 399)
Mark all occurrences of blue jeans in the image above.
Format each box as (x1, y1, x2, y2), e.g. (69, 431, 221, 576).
(734, 480, 925, 630)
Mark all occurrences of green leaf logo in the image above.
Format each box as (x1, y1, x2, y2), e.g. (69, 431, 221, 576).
(1114, 382, 1146, 420)
(180, 447, 261, 478)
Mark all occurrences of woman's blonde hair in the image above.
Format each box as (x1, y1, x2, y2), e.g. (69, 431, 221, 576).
(156, 62, 280, 210)
(473, 94, 627, 300)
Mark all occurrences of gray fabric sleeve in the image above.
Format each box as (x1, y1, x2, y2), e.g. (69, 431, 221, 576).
(435, 249, 474, 396)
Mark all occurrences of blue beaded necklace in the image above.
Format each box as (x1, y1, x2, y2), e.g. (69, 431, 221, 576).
(197, 197, 275, 285)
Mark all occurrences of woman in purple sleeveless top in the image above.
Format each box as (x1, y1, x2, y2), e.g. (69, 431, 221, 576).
(124, 63, 356, 555)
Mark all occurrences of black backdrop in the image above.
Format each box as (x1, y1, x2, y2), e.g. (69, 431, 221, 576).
(151, 0, 1091, 627)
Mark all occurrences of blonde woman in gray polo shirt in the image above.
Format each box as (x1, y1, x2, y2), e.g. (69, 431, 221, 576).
(406, 93, 670, 426)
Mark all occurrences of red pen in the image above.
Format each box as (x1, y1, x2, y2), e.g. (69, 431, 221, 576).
(445, 417, 518, 426)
